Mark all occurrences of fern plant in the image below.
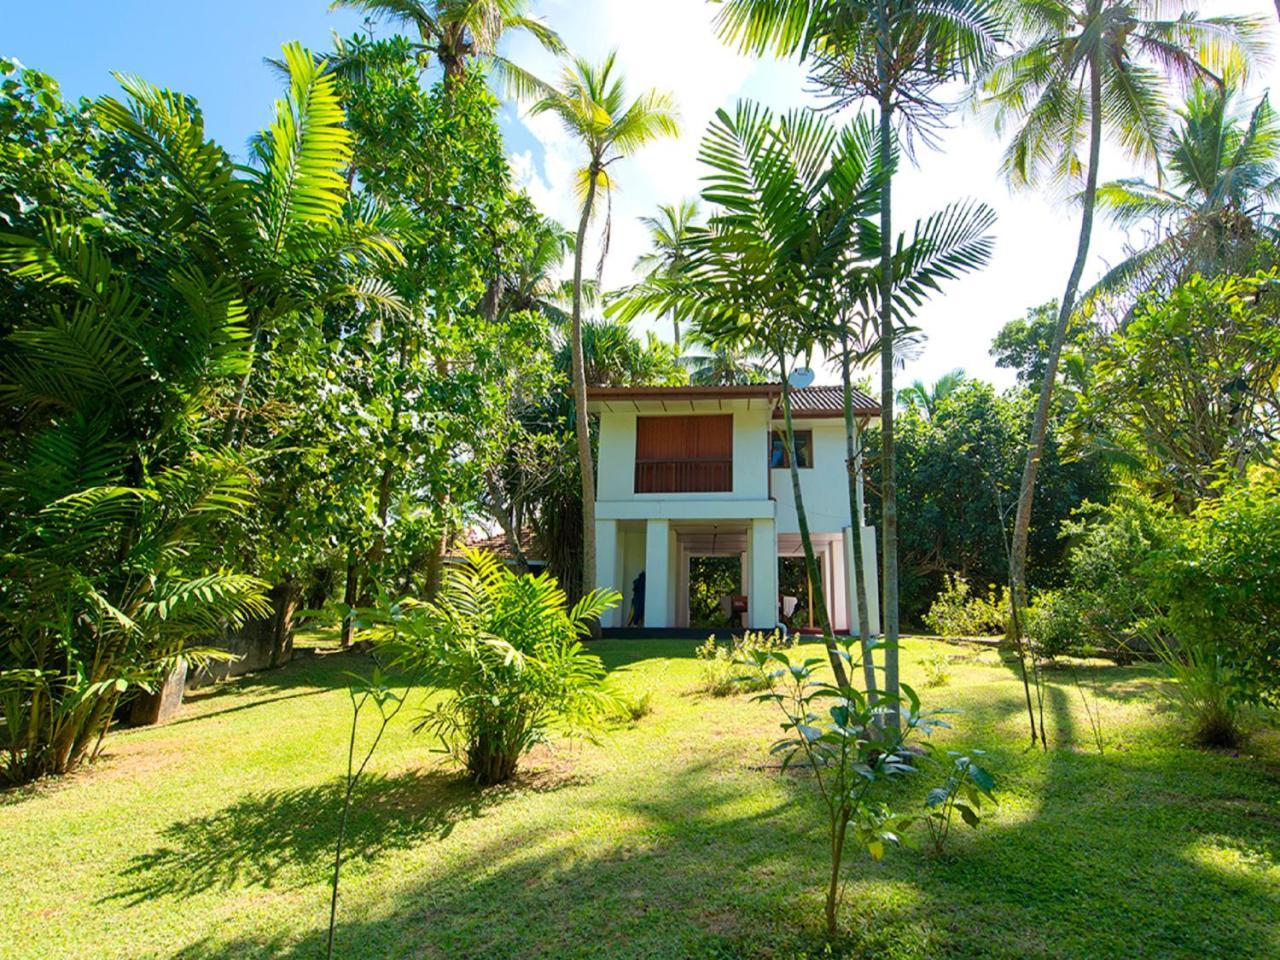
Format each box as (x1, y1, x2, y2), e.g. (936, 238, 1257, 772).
(366, 550, 619, 785)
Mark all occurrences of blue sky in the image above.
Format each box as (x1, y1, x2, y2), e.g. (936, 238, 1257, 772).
(7, 1, 1280, 387)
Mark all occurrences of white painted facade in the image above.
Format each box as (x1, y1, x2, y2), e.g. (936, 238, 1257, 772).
(587, 388, 880, 635)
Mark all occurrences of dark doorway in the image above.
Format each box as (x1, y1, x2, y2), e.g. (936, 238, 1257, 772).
(779, 555, 825, 632)
(688, 556, 741, 628)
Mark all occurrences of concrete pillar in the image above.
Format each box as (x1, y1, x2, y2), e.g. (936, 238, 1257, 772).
(644, 519, 671, 628)
(844, 525, 881, 636)
(748, 518, 777, 629)
(595, 519, 620, 628)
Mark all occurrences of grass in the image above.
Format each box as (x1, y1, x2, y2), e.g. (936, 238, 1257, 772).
(2, 637, 1278, 959)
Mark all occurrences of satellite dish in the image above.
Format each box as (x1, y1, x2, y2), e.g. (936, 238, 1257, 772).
(788, 367, 815, 389)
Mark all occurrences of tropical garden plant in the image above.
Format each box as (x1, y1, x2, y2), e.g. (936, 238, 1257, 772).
(923, 750, 996, 856)
(367, 550, 619, 785)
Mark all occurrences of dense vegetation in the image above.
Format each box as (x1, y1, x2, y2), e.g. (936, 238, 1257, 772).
(3, 0, 1280, 953)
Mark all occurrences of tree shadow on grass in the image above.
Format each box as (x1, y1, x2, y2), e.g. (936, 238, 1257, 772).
(169, 683, 1280, 960)
(109, 764, 583, 906)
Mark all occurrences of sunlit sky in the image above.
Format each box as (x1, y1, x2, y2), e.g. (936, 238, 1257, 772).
(7, 1, 1279, 387)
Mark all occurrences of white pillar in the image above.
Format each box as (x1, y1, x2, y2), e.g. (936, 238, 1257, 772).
(644, 519, 671, 628)
(844, 525, 881, 636)
(748, 518, 777, 629)
(595, 519, 620, 628)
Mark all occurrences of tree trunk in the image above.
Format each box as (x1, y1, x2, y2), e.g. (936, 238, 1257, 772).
(486, 469, 531, 575)
(779, 349, 850, 689)
(1009, 57, 1103, 629)
(341, 551, 358, 648)
(875, 22, 901, 727)
(841, 332, 877, 698)
(572, 165, 600, 598)
(269, 577, 300, 668)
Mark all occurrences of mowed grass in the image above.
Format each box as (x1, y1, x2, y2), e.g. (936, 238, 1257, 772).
(2, 637, 1278, 960)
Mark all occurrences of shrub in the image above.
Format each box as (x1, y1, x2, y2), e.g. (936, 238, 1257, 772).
(615, 690, 655, 724)
(923, 575, 1009, 637)
(696, 630, 790, 696)
(1024, 589, 1082, 660)
(919, 650, 952, 688)
(923, 751, 997, 856)
(374, 550, 619, 785)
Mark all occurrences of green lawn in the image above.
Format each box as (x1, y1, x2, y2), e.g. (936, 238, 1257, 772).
(2, 637, 1278, 959)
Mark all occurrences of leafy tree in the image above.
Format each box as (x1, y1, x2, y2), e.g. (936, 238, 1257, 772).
(331, 0, 565, 96)
(1074, 270, 1280, 508)
(976, 0, 1265, 684)
(681, 333, 771, 385)
(529, 52, 679, 598)
(868, 381, 1109, 623)
(716, 0, 1004, 722)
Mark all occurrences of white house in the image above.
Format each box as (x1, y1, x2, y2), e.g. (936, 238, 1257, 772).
(586, 384, 881, 634)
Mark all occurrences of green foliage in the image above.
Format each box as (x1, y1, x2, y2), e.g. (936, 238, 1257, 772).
(1029, 491, 1175, 660)
(868, 381, 1108, 623)
(746, 640, 950, 938)
(923, 751, 996, 856)
(919, 650, 952, 688)
(695, 630, 791, 697)
(1075, 271, 1280, 507)
(688, 555, 741, 628)
(1157, 467, 1280, 715)
(923, 575, 1009, 638)
(368, 550, 619, 785)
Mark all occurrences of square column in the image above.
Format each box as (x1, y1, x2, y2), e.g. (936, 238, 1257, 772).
(644, 519, 671, 628)
(747, 518, 777, 630)
(594, 519, 620, 628)
(843, 525, 881, 636)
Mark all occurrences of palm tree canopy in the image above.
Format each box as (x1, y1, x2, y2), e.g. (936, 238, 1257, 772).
(715, 0, 1005, 144)
(331, 0, 565, 98)
(980, 1, 1269, 190)
(529, 51, 680, 204)
(898, 367, 966, 416)
(634, 199, 700, 277)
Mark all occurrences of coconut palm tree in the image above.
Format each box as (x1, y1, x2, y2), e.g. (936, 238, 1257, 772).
(681, 335, 772, 385)
(331, 0, 565, 97)
(977, 2, 1266, 723)
(898, 368, 967, 418)
(1089, 77, 1280, 303)
(716, 0, 1004, 722)
(529, 52, 679, 597)
(633, 199, 701, 347)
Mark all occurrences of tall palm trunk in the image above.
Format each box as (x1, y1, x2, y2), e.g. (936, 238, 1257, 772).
(778, 347, 850, 689)
(671, 309, 681, 348)
(572, 165, 600, 598)
(875, 6, 901, 726)
(840, 330, 877, 698)
(1009, 57, 1103, 635)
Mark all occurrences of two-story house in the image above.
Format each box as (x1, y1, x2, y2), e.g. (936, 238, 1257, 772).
(586, 383, 881, 634)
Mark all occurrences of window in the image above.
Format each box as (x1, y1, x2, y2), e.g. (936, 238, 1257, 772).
(635, 414, 733, 493)
(769, 429, 813, 469)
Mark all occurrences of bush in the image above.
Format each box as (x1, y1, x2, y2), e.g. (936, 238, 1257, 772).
(919, 650, 952, 688)
(923, 575, 1009, 637)
(695, 630, 791, 696)
(1024, 589, 1082, 660)
(375, 550, 619, 785)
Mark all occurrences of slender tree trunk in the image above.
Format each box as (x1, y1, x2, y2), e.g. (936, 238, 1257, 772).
(671, 308, 680, 349)
(572, 166, 600, 598)
(875, 16, 901, 727)
(341, 551, 358, 648)
(1009, 57, 1103, 626)
(779, 349, 850, 689)
(840, 331, 877, 698)
(485, 470, 531, 574)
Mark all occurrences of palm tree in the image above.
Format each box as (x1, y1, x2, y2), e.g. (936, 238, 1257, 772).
(530, 52, 679, 598)
(978, 2, 1266, 733)
(332, 0, 565, 97)
(1090, 78, 1280, 303)
(681, 335, 772, 385)
(716, 0, 1004, 723)
(633, 199, 701, 346)
(898, 368, 967, 418)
